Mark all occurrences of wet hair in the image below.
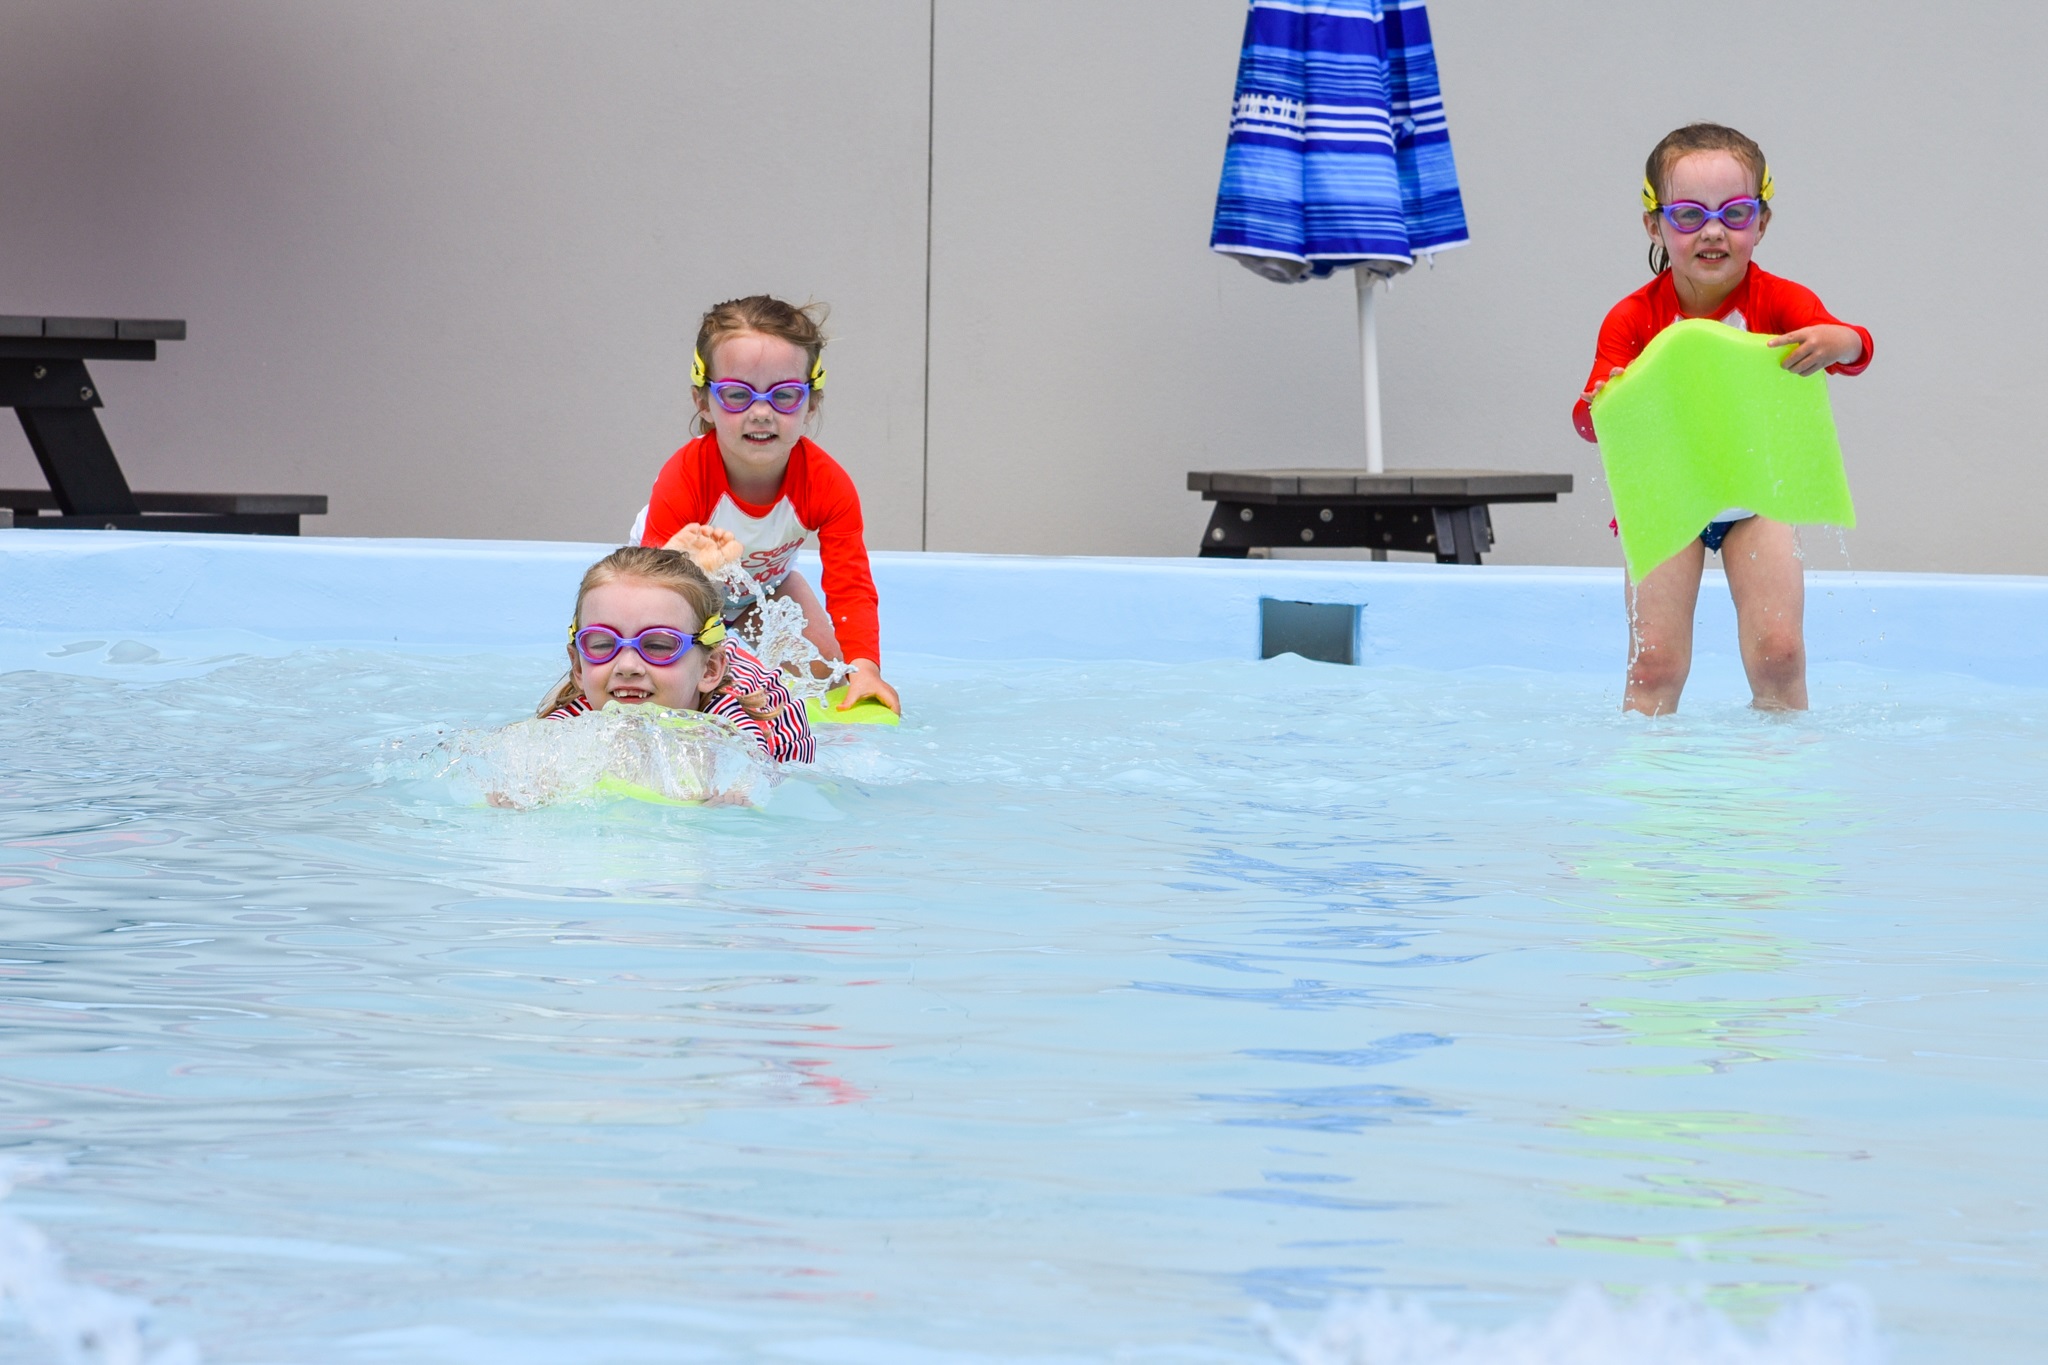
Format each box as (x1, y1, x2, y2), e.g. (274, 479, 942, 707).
(1644, 123, 1770, 275)
(536, 545, 725, 717)
(691, 295, 829, 435)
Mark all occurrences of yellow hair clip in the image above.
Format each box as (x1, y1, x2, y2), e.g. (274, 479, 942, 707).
(696, 613, 727, 649)
(1643, 165, 1775, 211)
(692, 348, 822, 391)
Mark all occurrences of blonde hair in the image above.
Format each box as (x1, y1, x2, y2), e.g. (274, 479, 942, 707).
(1643, 123, 1771, 275)
(536, 546, 725, 717)
(690, 295, 829, 436)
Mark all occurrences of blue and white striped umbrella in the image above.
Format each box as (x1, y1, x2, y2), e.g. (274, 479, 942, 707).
(1211, 0, 1468, 282)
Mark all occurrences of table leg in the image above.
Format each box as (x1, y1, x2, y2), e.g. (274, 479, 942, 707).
(16, 402, 140, 516)
(1199, 502, 1252, 556)
(1431, 505, 1492, 565)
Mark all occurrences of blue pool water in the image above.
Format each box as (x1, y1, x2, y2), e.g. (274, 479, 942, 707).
(1, 613, 2043, 1362)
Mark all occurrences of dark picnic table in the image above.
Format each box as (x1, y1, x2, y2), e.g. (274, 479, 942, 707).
(1188, 468, 1573, 564)
(0, 315, 325, 534)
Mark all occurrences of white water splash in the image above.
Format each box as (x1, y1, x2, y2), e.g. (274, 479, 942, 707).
(711, 562, 848, 703)
(1264, 1285, 1883, 1365)
(0, 1159, 200, 1365)
(435, 705, 771, 809)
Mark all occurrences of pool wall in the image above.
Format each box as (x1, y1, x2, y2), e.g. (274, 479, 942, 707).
(4, 530, 2046, 684)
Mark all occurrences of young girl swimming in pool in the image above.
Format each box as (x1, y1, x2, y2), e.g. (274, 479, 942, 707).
(1575, 123, 1874, 716)
(538, 545, 815, 764)
(635, 295, 900, 718)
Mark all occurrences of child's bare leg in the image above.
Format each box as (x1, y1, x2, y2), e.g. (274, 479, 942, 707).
(1624, 540, 1706, 715)
(1719, 517, 1807, 711)
(774, 570, 842, 666)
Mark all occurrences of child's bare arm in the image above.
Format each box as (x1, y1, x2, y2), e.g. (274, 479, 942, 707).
(1769, 325, 1863, 376)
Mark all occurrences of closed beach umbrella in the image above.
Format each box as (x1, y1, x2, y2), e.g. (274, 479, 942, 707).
(1210, 0, 1468, 472)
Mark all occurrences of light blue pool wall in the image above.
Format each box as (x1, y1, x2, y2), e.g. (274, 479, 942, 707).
(3, 530, 2045, 685)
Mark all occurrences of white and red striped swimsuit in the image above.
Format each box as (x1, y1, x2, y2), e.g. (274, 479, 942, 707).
(546, 641, 815, 764)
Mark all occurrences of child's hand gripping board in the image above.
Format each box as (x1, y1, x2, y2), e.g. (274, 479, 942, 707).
(1590, 318, 1855, 579)
(804, 686, 901, 727)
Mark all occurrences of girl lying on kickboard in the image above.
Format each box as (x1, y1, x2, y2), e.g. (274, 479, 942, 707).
(538, 545, 814, 765)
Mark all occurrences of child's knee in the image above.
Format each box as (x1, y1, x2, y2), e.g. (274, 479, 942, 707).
(1735, 594, 1807, 655)
(1750, 624, 1806, 683)
(1627, 639, 1690, 692)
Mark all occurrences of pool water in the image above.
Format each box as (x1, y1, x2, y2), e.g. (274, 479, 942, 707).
(0, 638, 2042, 1363)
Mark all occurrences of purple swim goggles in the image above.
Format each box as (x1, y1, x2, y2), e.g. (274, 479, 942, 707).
(707, 379, 812, 415)
(573, 620, 723, 667)
(1657, 197, 1764, 233)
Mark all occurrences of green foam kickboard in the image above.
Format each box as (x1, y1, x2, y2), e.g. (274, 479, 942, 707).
(805, 685, 901, 727)
(591, 774, 701, 807)
(1590, 317, 1855, 579)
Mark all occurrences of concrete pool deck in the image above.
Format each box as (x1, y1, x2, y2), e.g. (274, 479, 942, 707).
(3, 529, 2046, 684)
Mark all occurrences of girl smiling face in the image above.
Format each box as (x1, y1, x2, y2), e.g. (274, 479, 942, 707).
(1647, 150, 1770, 314)
(569, 577, 726, 711)
(692, 330, 819, 502)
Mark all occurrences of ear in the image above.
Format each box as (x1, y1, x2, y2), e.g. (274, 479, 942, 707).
(697, 642, 730, 696)
(567, 642, 588, 690)
(1753, 206, 1770, 242)
(1642, 210, 1662, 244)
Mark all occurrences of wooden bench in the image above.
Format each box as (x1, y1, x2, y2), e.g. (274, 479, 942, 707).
(0, 315, 326, 534)
(1188, 468, 1573, 564)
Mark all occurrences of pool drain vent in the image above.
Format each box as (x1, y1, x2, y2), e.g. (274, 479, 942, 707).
(1259, 598, 1362, 665)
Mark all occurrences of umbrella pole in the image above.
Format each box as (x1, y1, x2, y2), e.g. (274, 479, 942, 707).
(1355, 267, 1384, 475)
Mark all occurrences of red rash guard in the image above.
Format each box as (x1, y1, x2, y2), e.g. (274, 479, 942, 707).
(1573, 264, 1874, 442)
(640, 434, 882, 667)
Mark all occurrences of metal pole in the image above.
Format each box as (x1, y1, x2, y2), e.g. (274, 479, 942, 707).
(1356, 266, 1384, 474)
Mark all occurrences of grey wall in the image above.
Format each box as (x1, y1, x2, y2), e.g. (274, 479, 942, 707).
(0, 1, 931, 547)
(4, 2, 2042, 573)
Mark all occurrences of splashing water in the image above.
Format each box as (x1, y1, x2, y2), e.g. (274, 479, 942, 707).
(410, 563, 849, 810)
(1265, 1285, 1883, 1365)
(0, 1161, 199, 1365)
(710, 561, 848, 702)
(1829, 525, 1854, 572)
(432, 705, 771, 809)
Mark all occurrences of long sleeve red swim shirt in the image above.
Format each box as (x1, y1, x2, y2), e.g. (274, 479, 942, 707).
(640, 433, 882, 667)
(1573, 264, 1874, 442)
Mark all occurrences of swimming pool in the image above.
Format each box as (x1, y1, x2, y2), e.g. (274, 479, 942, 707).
(1, 532, 2042, 1363)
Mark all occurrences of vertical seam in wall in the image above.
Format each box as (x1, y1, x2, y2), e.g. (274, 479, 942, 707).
(919, 0, 936, 551)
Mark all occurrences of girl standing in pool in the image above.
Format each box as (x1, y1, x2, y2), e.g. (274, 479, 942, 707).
(638, 295, 900, 716)
(539, 545, 815, 764)
(1575, 124, 1873, 716)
